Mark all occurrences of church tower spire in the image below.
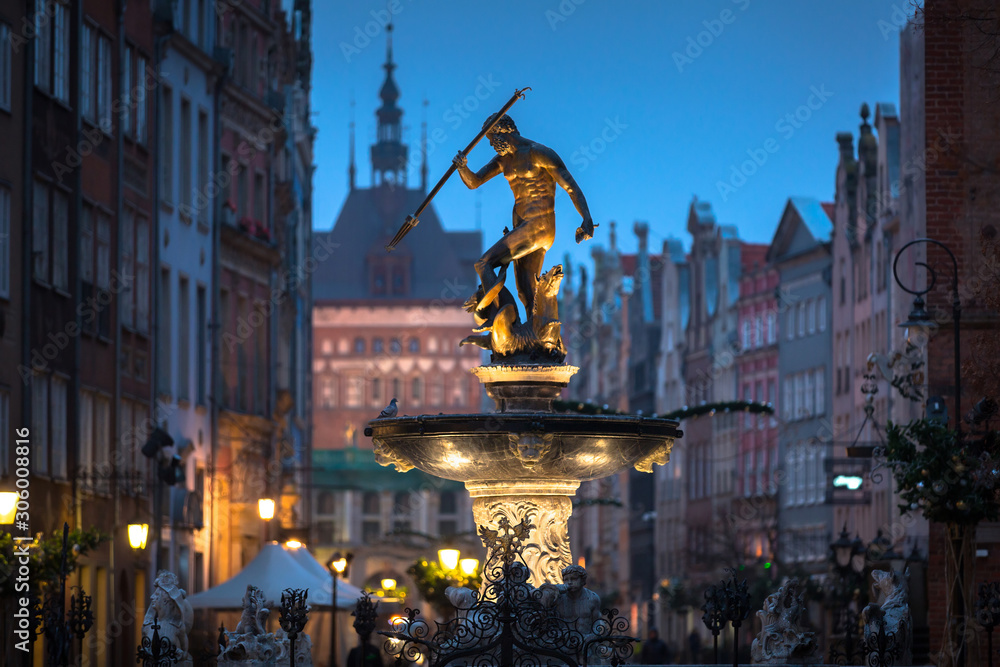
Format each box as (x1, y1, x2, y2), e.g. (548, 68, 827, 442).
(370, 24, 408, 187)
(420, 98, 428, 193)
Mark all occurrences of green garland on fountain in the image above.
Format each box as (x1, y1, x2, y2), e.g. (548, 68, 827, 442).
(552, 399, 774, 421)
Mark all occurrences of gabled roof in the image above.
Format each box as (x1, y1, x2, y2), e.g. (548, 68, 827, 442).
(312, 185, 481, 301)
(766, 197, 833, 265)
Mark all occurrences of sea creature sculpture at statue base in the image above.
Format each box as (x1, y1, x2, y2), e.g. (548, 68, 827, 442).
(218, 585, 281, 667)
(750, 578, 820, 664)
(862, 569, 912, 666)
(143, 570, 195, 666)
(275, 628, 313, 667)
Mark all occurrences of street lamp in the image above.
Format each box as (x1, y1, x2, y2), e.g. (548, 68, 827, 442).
(127, 521, 149, 551)
(381, 578, 397, 592)
(893, 237, 967, 667)
(258, 498, 275, 542)
(892, 237, 963, 438)
(438, 548, 460, 572)
(327, 551, 353, 667)
(829, 525, 867, 664)
(831, 524, 855, 573)
(0, 490, 18, 524)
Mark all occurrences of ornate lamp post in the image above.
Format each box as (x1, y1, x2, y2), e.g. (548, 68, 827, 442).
(258, 498, 276, 542)
(893, 237, 966, 667)
(327, 551, 353, 667)
(829, 525, 867, 664)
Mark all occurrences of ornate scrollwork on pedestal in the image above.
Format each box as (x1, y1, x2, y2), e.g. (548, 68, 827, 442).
(472, 496, 572, 587)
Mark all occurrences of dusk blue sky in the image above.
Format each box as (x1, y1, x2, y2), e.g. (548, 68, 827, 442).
(311, 0, 912, 268)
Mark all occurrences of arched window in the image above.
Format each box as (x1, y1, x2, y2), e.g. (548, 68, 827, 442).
(354, 337, 365, 354)
(411, 377, 423, 404)
(390, 338, 402, 354)
(373, 338, 384, 354)
(408, 338, 419, 354)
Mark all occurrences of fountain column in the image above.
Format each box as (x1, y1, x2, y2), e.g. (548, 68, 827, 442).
(467, 480, 578, 587)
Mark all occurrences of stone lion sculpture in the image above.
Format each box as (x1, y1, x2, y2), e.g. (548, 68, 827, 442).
(862, 569, 912, 666)
(143, 570, 194, 666)
(750, 578, 820, 664)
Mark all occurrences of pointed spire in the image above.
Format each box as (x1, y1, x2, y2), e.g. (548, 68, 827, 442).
(349, 97, 356, 190)
(420, 98, 428, 193)
(372, 23, 407, 186)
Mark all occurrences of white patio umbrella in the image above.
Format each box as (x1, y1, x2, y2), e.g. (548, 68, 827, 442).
(188, 542, 363, 610)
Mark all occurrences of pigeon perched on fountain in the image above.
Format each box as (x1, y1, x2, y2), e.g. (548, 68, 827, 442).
(377, 398, 398, 419)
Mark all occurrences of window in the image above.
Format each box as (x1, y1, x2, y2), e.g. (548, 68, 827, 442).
(180, 99, 192, 211)
(52, 2, 69, 101)
(32, 181, 49, 283)
(346, 376, 363, 407)
(50, 190, 68, 291)
(135, 55, 148, 143)
(320, 376, 336, 408)
(121, 210, 135, 328)
(814, 367, 826, 416)
(392, 378, 401, 401)
(430, 376, 443, 406)
(254, 302, 266, 414)
(253, 171, 264, 221)
(81, 24, 95, 122)
(197, 0, 206, 49)
(123, 46, 132, 136)
(372, 338, 384, 354)
(354, 337, 365, 354)
(411, 377, 422, 404)
(94, 395, 110, 471)
(797, 303, 805, 337)
(160, 86, 173, 202)
(439, 490, 457, 514)
(793, 374, 803, 420)
(766, 312, 776, 344)
(51, 376, 67, 479)
(363, 491, 381, 515)
(741, 319, 750, 349)
(136, 216, 149, 332)
(197, 286, 207, 404)
(807, 299, 816, 335)
(409, 338, 419, 353)
(178, 276, 190, 400)
(0, 185, 8, 298)
(390, 338, 402, 354)
(31, 373, 49, 475)
(33, 0, 51, 94)
(753, 316, 763, 348)
(804, 373, 814, 416)
(0, 23, 11, 111)
(98, 33, 112, 131)
(197, 111, 209, 223)
(372, 378, 382, 405)
(786, 309, 794, 341)
(157, 269, 171, 395)
(817, 296, 827, 332)
(237, 164, 247, 219)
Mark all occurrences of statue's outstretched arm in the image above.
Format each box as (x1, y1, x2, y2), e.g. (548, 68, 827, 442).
(537, 147, 592, 223)
(453, 152, 502, 189)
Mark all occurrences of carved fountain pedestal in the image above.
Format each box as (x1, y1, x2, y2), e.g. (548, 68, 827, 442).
(368, 363, 681, 587)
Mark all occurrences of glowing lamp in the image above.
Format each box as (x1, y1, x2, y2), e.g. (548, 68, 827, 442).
(459, 558, 479, 576)
(128, 522, 149, 550)
(0, 491, 18, 524)
(258, 498, 276, 521)
(437, 548, 460, 571)
(381, 578, 397, 591)
(285, 539, 303, 549)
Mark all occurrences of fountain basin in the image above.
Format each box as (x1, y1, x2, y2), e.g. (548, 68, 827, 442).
(366, 413, 682, 482)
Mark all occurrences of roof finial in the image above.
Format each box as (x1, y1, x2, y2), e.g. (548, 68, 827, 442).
(349, 96, 356, 190)
(421, 98, 428, 193)
(386, 23, 394, 66)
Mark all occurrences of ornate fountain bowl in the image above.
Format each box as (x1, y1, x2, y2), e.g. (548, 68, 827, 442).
(364, 363, 683, 587)
(367, 412, 682, 482)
